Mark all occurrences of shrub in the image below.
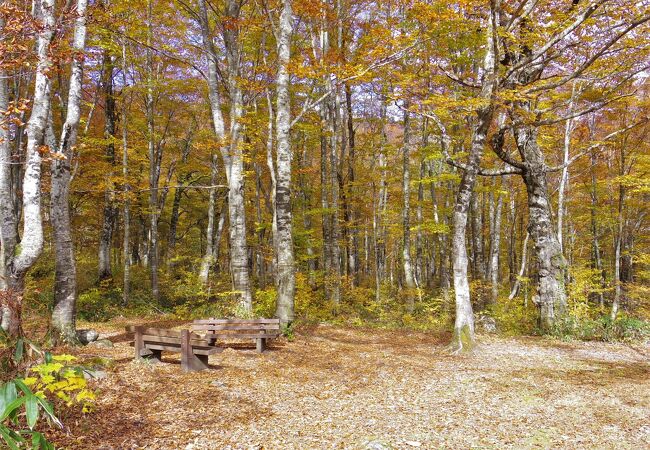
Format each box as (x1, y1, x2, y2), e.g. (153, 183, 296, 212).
(0, 377, 61, 449)
(487, 296, 537, 335)
(548, 314, 650, 342)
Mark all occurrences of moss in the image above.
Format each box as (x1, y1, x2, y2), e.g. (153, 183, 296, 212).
(449, 324, 476, 353)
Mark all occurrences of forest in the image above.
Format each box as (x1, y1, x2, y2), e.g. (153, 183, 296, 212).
(1, 0, 649, 448)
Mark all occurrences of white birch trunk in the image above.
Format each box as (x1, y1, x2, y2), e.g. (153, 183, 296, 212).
(0, 0, 55, 336)
(50, 0, 88, 344)
(401, 106, 416, 312)
(274, 0, 296, 326)
(198, 0, 252, 311)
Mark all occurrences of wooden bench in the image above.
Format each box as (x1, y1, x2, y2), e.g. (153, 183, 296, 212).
(191, 318, 281, 353)
(126, 326, 221, 372)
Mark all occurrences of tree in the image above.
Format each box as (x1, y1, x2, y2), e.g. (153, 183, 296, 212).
(50, 0, 89, 344)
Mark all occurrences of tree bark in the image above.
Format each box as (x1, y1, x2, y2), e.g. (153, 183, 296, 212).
(401, 106, 416, 313)
(0, 0, 55, 337)
(199, 155, 218, 284)
(145, 0, 160, 303)
(98, 52, 117, 281)
(489, 179, 503, 303)
(513, 124, 568, 330)
(448, 2, 499, 352)
(50, 0, 88, 344)
(198, 0, 252, 311)
(274, 0, 296, 326)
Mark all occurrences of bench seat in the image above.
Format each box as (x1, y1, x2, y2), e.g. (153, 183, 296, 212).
(191, 318, 281, 353)
(126, 326, 221, 372)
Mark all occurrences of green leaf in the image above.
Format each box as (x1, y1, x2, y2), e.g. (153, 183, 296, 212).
(0, 382, 18, 417)
(13, 379, 34, 396)
(25, 395, 39, 430)
(0, 396, 26, 421)
(14, 338, 23, 364)
(34, 395, 62, 429)
(0, 424, 23, 450)
(31, 431, 54, 450)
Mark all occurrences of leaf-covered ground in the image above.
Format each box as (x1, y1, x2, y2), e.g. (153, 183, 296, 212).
(51, 321, 650, 449)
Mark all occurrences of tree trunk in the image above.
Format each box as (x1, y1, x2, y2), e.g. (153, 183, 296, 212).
(199, 155, 218, 284)
(611, 147, 626, 321)
(557, 84, 577, 254)
(489, 179, 503, 303)
(514, 125, 568, 330)
(401, 106, 416, 313)
(374, 101, 388, 302)
(121, 38, 131, 305)
(0, 17, 20, 334)
(328, 93, 342, 304)
(0, 0, 55, 337)
(146, 0, 160, 303)
(345, 85, 359, 286)
(98, 52, 117, 281)
(274, 0, 296, 326)
(471, 189, 485, 280)
(450, 116, 488, 352)
(448, 2, 498, 351)
(51, 0, 87, 343)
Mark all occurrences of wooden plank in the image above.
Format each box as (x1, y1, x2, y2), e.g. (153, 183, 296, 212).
(143, 343, 181, 353)
(142, 334, 209, 346)
(191, 324, 280, 331)
(196, 333, 280, 339)
(125, 326, 202, 339)
(192, 318, 280, 325)
(142, 343, 219, 356)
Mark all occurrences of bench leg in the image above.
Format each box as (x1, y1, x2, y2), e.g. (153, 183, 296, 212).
(256, 338, 266, 353)
(134, 326, 144, 361)
(181, 329, 209, 372)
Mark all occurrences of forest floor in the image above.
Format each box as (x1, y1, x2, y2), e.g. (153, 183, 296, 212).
(48, 319, 650, 449)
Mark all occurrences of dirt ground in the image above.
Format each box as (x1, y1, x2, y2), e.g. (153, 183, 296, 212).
(50, 320, 650, 449)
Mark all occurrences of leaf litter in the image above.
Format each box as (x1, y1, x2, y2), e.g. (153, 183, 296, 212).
(48, 321, 649, 449)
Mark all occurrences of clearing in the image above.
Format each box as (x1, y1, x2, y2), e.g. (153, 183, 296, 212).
(52, 321, 650, 449)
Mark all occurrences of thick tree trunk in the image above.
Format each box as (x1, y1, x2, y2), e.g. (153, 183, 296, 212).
(448, 2, 499, 351)
(0, 24, 20, 334)
(0, 0, 55, 337)
(274, 0, 296, 326)
(217, 0, 253, 311)
(98, 52, 117, 281)
(450, 117, 488, 352)
(50, 0, 87, 344)
(514, 125, 568, 330)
